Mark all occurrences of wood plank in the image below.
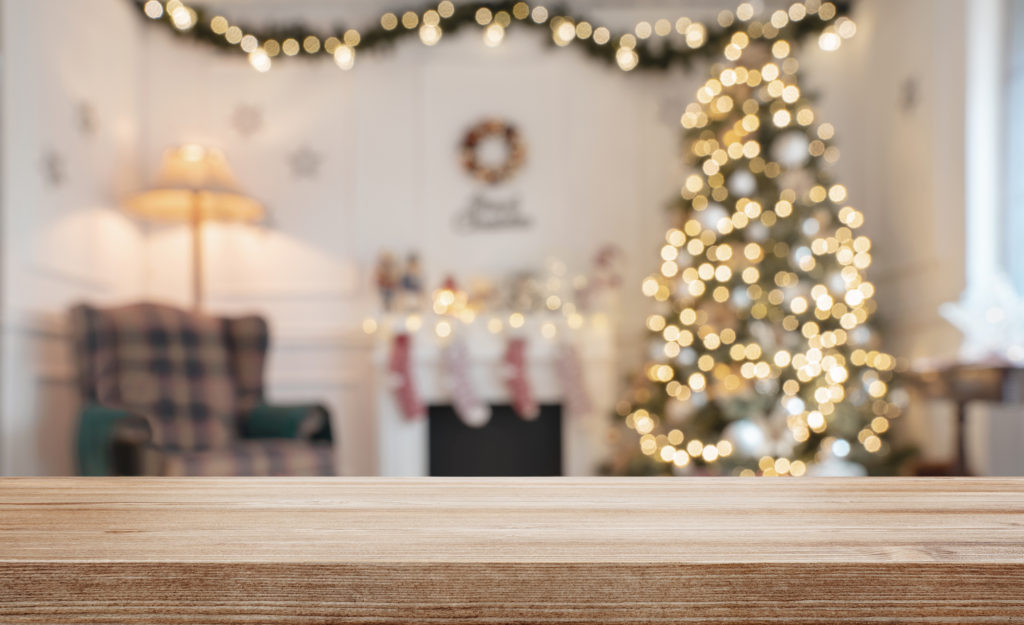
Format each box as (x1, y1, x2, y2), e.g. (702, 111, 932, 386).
(1, 477, 1023, 623)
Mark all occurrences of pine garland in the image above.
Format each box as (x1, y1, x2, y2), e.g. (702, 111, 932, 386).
(130, 0, 851, 73)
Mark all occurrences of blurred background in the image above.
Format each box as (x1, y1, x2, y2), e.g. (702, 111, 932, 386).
(0, 0, 1021, 478)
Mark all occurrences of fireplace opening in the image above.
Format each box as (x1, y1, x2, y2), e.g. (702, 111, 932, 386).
(428, 404, 562, 476)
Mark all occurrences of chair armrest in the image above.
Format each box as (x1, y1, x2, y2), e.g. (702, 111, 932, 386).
(242, 404, 332, 441)
(77, 404, 152, 476)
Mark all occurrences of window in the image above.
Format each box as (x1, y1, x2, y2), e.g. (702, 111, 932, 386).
(1006, 1, 1024, 292)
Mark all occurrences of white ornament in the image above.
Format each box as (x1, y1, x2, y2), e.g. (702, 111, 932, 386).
(723, 419, 770, 457)
(727, 169, 757, 196)
(827, 271, 846, 293)
(745, 221, 769, 242)
(699, 203, 729, 230)
(649, 339, 666, 361)
(731, 287, 751, 308)
(850, 325, 871, 346)
(771, 130, 810, 168)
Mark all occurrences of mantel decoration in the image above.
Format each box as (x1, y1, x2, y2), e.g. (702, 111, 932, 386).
(131, 0, 900, 478)
(460, 119, 526, 185)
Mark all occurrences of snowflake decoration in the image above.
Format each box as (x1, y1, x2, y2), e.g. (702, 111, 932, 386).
(42, 150, 66, 187)
(231, 104, 264, 138)
(288, 146, 322, 179)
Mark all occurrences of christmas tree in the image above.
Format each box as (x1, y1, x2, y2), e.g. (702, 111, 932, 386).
(615, 29, 905, 477)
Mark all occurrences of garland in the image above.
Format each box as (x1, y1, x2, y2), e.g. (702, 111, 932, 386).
(131, 0, 852, 73)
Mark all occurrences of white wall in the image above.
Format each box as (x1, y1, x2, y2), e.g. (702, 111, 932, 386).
(0, 0, 147, 475)
(801, 0, 968, 463)
(803, 0, 967, 362)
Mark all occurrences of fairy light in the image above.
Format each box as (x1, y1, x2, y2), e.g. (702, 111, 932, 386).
(333, 45, 355, 70)
(143, 0, 163, 19)
(421, 23, 443, 45)
(248, 48, 271, 72)
(138, 0, 853, 74)
(484, 23, 505, 46)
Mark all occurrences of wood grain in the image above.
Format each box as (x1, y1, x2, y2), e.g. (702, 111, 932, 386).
(1, 477, 1023, 623)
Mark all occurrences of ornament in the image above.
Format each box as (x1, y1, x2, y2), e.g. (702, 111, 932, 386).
(77, 101, 98, 137)
(502, 338, 539, 420)
(375, 252, 400, 311)
(744, 221, 769, 242)
(288, 145, 322, 179)
(460, 119, 526, 185)
(730, 287, 751, 308)
(231, 104, 264, 137)
(699, 203, 729, 230)
(649, 338, 667, 362)
(770, 130, 810, 168)
(727, 169, 757, 196)
(41, 150, 66, 188)
(677, 347, 697, 366)
(723, 419, 769, 457)
(388, 333, 425, 420)
(441, 338, 490, 428)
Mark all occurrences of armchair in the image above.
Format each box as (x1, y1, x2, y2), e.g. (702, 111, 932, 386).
(70, 302, 334, 476)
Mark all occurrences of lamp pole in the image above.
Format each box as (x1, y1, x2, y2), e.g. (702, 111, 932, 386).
(191, 191, 203, 312)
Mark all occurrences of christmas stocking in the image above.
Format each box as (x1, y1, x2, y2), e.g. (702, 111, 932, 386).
(388, 333, 425, 420)
(557, 342, 591, 417)
(441, 338, 491, 428)
(503, 337, 539, 420)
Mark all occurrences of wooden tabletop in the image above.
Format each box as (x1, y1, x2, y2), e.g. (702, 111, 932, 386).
(2, 477, 1023, 623)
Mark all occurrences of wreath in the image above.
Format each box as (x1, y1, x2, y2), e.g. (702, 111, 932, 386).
(460, 119, 526, 185)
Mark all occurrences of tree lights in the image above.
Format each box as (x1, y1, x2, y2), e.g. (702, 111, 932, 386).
(618, 6, 905, 476)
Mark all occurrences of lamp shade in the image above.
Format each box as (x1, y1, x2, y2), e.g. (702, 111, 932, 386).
(126, 144, 264, 222)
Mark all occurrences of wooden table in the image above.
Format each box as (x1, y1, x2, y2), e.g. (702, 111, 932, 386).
(1, 477, 1023, 623)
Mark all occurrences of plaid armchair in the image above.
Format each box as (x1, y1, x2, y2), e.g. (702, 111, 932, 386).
(70, 302, 334, 476)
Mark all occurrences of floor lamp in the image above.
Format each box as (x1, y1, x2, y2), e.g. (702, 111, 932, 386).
(126, 144, 264, 311)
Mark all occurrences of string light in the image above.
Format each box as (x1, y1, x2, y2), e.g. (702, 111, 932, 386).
(248, 48, 271, 72)
(333, 45, 355, 70)
(420, 23, 443, 46)
(136, 0, 852, 73)
(143, 0, 163, 19)
(484, 23, 505, 47)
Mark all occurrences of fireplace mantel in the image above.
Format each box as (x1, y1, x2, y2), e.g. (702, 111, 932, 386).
(370, 314, 616, 476)
(2, 477, 1023, 623)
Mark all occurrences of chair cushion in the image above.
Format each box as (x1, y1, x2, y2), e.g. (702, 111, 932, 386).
(144, 439, 335, 476)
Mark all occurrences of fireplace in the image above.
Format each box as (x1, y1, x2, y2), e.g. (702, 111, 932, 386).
(371, 314, 615, 476)
(429, 404, 562, 476)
